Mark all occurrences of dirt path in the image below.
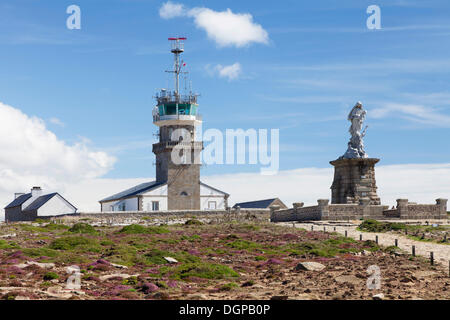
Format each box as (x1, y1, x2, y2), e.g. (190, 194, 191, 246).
(279, 222, 450, 267)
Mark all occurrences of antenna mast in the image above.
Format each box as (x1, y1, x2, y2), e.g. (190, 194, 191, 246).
(167, 37, 186, 101)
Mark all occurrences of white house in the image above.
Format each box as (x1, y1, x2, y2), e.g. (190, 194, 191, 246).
(4, 187, 77, 222)
(99, 181, 229, 212)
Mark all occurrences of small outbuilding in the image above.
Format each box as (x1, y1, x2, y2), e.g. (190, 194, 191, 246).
(233, 198, 287, 209)
(4, 187, 77, 222)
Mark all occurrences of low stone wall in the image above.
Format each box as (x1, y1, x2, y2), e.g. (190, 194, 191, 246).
(51, 208, 270, 226)
(270, 198, 448, 222)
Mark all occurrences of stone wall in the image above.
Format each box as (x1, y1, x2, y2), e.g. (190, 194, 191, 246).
(51, 208, 270, 226)
(270, 198, 448, 222)
(330, 158, 381, 205)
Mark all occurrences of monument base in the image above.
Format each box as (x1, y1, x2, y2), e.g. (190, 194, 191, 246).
(330, 158, 381, 205)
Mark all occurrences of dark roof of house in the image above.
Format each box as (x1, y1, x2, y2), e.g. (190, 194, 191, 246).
(99, 181, 165, 202)
(4, 193, 32, 209)
(200, 182, 229, 196)
(233, 198, 279, 209)
(23, 193, 58, 212)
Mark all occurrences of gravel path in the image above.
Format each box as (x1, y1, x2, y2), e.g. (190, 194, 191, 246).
(279, 222, 450, 267)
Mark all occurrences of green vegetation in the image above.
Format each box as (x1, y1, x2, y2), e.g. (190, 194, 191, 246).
(220, 282, 239, 291)
(358, 220, 406, 232)
(181, 234, 202, 242)
(0, 240, 20, 250)
(68, 223, 98, 235)
(283, 236, 372, 257)
(170, 262, 239, 280)
(17, 223, 69, 233)
(143, 248, 200, 265)
(122, 276, 138, 286)
(118, 224, 170, 234)
(22, 247, 60, 258)
(185, 219, 203, 226)
(43, 272, 59, 280)
(49, 236, 99, 251)
(226, 239, 261, 250)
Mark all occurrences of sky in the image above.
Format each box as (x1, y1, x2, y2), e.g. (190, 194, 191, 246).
(1, 0, 450, 218)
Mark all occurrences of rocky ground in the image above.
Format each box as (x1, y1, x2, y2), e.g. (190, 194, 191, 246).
(0, 219, 449, 300)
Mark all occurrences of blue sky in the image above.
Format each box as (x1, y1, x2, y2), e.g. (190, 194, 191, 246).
(1, 0, 450, 211)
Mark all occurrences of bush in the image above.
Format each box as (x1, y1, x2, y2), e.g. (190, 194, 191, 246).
(220, 282, 239, 291)
(358, 220, 406, 233)
(43, 272, 59, 280)
(185, 219, 203, 226)
(49, 236, 98, 251)
(143, 248, 199, 265)
(69, 223, 98, 235)
(172, 262, 239, 280)
(118, 224, 169, 234)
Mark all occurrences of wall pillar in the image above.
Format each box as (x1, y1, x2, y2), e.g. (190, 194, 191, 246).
(436, 198, 448, 219)
(396, 199, 409, 219)
(317, 199, 330, 220)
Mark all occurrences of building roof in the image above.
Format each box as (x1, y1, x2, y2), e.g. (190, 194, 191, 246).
(200, 182, 229, 196)
(5, 192, 77, 212)
(23, 193, 58, 212)
(4, 193, 32, 209)
(99, 181, 165, 202)
(233, 198, 279, 209)
(99, 180, 229, 203)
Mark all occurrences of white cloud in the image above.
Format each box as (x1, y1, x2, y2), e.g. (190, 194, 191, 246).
(371, 103, 450, 127)
(159, 2, 269, 47)
(207, 63, 242, 81)
(0, 101, 116, 220)
(159, 1, 186, 19)
(49, 117, 65, 127)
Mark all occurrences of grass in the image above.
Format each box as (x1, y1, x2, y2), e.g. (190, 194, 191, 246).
(118, 224, 170, 234)
(0, 240, 20, 250)
(16, 223, 69, 233)
(169, 262, 239, 280)
(358, 219, 449, 244)
(185, 219, 203, 226)
(48, 236, 99, 251)
(143, 248, 200, 265)
(68, 223, 98, 235)
(219, 282, 239, 291)
(43, 272, 59, 280)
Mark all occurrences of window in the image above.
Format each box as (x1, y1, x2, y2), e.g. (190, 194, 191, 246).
(152, 201, 159, 211)
(180, 191, 188, 196)
(120, 203, 126, 211)
(208, 201, 217, 209)
(109, 205, 114, 212)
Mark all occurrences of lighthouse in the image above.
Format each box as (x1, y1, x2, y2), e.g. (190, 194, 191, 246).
(152, 37, 203, 210)
(99, 37, 229, 212)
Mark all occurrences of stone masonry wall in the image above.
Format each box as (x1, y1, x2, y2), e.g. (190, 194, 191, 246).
(270, 198, 448, 222)
(51, 208, 270, 226)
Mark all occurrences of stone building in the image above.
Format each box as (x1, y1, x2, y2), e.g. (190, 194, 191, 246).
(99, 37, 229, 212)
(4, 187, 77, 222)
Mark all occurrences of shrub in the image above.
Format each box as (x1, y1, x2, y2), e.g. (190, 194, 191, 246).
(43, 272, 59, 280)
(69, 223, 98, 235)
(185, 219, 203, 226)
(49, 236, 98, 251)
(143, 248, 199, 265)
(220, 282, 239, 291)
(118, 224, 169, 234)
(172, 262, 239, 280)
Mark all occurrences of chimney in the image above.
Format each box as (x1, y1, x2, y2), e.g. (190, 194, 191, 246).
(14, 193, 25, 199)
(31, 186, 43, 197)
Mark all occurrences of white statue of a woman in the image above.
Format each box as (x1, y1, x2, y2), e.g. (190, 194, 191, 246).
(341, 101, 368, 159)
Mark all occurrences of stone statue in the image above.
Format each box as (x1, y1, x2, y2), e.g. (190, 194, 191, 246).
(341, 101, 368, 159)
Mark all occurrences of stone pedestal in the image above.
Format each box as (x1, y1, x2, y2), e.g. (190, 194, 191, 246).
(330, 158, 381, 205)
